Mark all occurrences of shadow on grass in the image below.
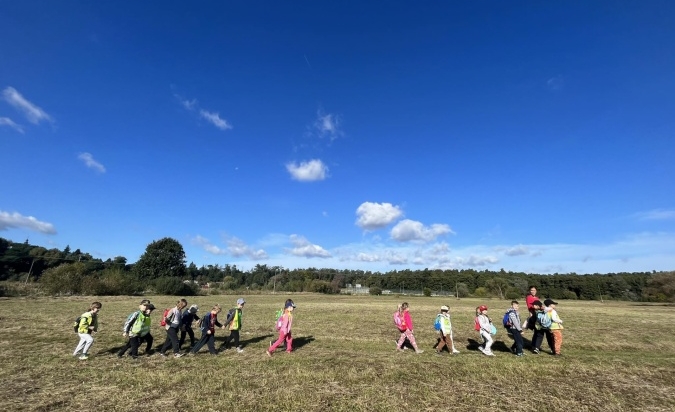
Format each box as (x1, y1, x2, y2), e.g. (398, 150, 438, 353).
(292, 335, 315, 350)
(217, 333, 275, 350)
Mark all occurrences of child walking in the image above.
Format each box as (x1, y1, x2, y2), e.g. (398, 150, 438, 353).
(222, 298, 245, 353)
(191, 304, 224, 355)
(544, 299, 564, 355)
(267, 301, 295, 357)
(435, 305, 459, 355)
(73, 302, 102, 360)
(476, 305, 495, 356)
(160, 299, 188, 358)
(179, 305, 199, 350)
(395, 302, 423, 354)
(118, 300, 155, 359)
(505, 301, 524, 357)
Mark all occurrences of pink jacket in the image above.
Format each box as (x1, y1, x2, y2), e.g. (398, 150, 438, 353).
(403, 311, 414, 331)
(278, 312, 293, 335)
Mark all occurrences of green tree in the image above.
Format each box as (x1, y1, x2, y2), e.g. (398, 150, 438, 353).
(133, 237, 187, 280)
(369, 286, 382, 296)
(40, 262, 88, 295)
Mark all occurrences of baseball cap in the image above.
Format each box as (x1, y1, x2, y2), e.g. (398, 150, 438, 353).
(543, 298, 558, 306)
(285, 301, 296, 309)
(479, 305, 488, 311)
(140, 299, 151, 305)
(532, 300, 543, 307)
(236, 298, 246, 305)
(145, 303, 156, 311)
(189, 305, 199, 314)
(440, 305, 449, 312)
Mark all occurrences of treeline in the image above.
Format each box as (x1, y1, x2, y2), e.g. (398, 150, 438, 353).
(1, 237, 673, 301)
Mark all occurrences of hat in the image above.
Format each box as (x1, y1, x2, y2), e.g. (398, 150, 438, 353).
(189, 305, 199, 314)
(479, 305, 488, 312)
(532, 300, 543, 307)
(543, 298, 558, 306)
(140, 299, 151, 305)
(285, 301, 296, 309)
(145, 303, 156, 311)
(236, 298, 246, 305)
(440, 305, 449, 312)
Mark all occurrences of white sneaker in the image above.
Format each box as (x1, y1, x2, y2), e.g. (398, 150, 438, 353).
(236, 348, 244, 353)
(478, 346, 485, 353)
(78, 354, 89, 360)
(484, 351, 495, 357)
(452, 348, 460, 354)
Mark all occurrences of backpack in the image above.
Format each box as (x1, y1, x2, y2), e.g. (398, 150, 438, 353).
(473, 316, 480, 331)
(502, 309, 514, 329)
(159, 308, 172, 327)
(537, 311, 552, 329)
(434, 315, 442, 331)
(72, 316, 82, 333)
(275, 309, 284, 331)
(393, 312, 406, 330)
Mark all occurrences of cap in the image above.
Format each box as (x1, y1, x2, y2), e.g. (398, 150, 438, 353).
(189, 305, 199, 314)
(440, 305, 449, 312)
(140, 299, 151, 305)
(479, 305, 488, 312)
(532, 300, 543, 307)
(285, 301, 296, 309)
(145, 303, 156, 311)
(543, 298, 558, 306)
(236, 298, 246, 305)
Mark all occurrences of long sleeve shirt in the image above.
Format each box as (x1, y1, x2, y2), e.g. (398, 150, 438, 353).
(165, 307, 182, 330)
(508, 310, 523, 332)
(403, 311, 414, 331)
(477, 314, 492, 334)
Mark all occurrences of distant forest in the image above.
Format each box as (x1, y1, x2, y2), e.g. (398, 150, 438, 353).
(1, 237, 673, 301)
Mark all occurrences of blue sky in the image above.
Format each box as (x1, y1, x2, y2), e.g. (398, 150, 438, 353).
(1, 1, 674, 274)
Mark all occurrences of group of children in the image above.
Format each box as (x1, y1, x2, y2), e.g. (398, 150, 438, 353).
(73, 287, 565, 361)
(73, 297, 297, 360)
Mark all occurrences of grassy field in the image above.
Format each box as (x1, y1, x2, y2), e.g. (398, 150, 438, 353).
(1, 293, 674, 412)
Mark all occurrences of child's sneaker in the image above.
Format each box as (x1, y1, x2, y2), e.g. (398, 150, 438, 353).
(483, 351, 495, 357)
(415, 350, 424, 354)
(78, 354, 89, 360)
(452, 348, 460, 354)
(174, 353, 184, 358)
(236, 347, 244, 353)
(159, 353, 167, 358)
(265, 350, 272, 357)
(477, 346, 484, 352)
(516, 353, 524, 357)
(532, 348, 540, 355)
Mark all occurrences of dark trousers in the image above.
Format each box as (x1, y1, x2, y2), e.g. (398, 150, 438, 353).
(179, 327, 196, 348)
(118, 333, 153, 358)
(509, 328, 524, 354)
(532, 329, 554, 352)
(160, 327, 180, 354)
(191, 332, 217, 355)
(223, 329, 240, 349)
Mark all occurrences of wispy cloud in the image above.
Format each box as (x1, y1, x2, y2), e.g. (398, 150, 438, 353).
(286, 159, 328, 181)
(1, 87, 53, 124)
(355, 202, 403, 230)
(0, 117, 24, 134)
(77, 152, 106, 173)
(313, 109, 342, 140)
(0, 210, 56, 234)
(503, 245, 529, 256)
(192, 235, 268, 260)
(390, 219, 453, 243)
(199, 110, 232, 131)
(286, 234, 331, 258)
(634, 209, 675, 221)
(174, 93, 232, 131)
(547, 75, 564, 91)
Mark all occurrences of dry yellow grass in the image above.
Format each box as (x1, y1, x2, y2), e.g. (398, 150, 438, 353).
(0, 294, 673, 411)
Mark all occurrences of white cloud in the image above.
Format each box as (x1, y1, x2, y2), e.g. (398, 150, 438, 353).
(547, 75, 564, 91)
(192, 235, 268, 260)
(355, 202, 403, 230)
(356, 252, 381, 262)
(77, 152, 106, 173)
(0, 211, 56, 234)
(0, 117, 24, 134)
(1, 87, 53, 124)
(314, 109, 341, 140)
(199, 110, 232, 131)
(634, 209, 675, 221)
(390, 219, 453, 242)
(286, 159, 328, 181)
(504, 245, 529, 256)
(286, 234, 331, 258)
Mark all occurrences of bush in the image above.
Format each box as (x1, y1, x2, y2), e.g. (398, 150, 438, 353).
(473, 287, 487, 298)
(153, 277, 197, 296)
(40, 263, 87, 295)
(505, 287, 521, 300)
(369, 286, 382, 296)
(307, 280, 339, 294)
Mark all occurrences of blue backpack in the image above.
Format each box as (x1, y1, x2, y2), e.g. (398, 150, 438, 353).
(537, 311, 552, 329)
(502, 310, 514, 329)
(433, 315, 442, 331)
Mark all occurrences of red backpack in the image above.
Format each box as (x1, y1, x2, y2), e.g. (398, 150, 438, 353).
(159, 308, 172, 327)
(474, 316, 481, 331)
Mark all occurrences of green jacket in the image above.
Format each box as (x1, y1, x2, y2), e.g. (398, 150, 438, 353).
(131, 312, 152, 337)
(77, 312, 98, 334)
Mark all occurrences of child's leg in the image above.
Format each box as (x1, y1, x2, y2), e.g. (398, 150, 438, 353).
(129, 336, 140, 358)
(231, 330, 240, 348)
(285, 331, 293, 352)
(179, 329, 187, 348)
(73, 334, 87, 355)
(552, 330, 562, 354)
(143, 333, 153, 353)
(206, 335, 217, 355)
(190, 332, 209, 354)
(187, 328, 196, 347)
(436, 333, 448, 353)
(480, 331, 493, 353)
(512, 329, 524, 354)
(80, 334, 94, 355)
(545, 330, 555, 353)
(396, 331, 407, 349)
(269, 333, 286, 352)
